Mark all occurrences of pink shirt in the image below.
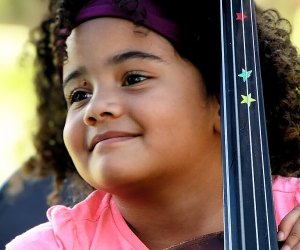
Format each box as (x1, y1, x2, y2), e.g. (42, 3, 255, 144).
(272, 175, 300, 226)
(6, 176, 300, 250)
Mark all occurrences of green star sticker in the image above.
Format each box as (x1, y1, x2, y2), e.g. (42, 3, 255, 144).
(241, 93, 256, 107)
(238, 68, 252, 82)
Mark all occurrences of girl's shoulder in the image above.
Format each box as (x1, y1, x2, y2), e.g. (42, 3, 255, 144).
(6, 190, 148, 250)
(5, 221, 57, 250)
(272, 175, 300, 227)
(5, 190, 108, 250)
(272, 175, 300, 193)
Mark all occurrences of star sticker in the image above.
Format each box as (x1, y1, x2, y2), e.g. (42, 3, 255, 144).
(241, 93, 256, 107)
(236, 12, 248, 20)
(238, 69, 252, 82)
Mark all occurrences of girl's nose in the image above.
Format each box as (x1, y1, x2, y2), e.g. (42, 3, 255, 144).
(83, 90, 123, 126)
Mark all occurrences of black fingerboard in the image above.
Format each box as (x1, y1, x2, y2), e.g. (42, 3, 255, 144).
(220, 0, 278, 249)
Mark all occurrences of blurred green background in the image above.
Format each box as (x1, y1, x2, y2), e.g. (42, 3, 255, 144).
(0, 0, 299, 186)
(0, 0, 47, 186)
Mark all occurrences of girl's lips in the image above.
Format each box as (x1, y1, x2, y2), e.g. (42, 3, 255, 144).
(89, 131, 140, 151)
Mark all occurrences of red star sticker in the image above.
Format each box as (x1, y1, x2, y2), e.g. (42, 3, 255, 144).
(236, 12, 248, 20)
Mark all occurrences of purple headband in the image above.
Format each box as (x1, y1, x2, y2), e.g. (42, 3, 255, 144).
(74, 0, 179, 42)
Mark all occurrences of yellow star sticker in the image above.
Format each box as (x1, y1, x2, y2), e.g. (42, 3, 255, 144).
(241, 93, 256, 107)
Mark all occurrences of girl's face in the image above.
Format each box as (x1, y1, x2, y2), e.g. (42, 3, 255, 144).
(63, 18, 221, 193)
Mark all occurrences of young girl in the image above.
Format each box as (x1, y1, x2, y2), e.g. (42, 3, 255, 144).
(6, 0, 300, 249)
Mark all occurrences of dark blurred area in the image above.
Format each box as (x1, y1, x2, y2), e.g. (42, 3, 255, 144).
(0, 175, 53, 248)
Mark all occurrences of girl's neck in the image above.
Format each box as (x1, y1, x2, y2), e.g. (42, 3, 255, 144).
(113, 165, 224, 249)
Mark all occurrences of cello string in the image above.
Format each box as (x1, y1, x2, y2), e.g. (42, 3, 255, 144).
(219, 0, 232, 249)
(249, 0, 272, 248)
(229, 0, 246, 248)
(240, 0, 260, 247)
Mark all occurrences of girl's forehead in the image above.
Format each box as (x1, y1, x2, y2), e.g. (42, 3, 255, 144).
(66, 18, 173, 56)
(69, 17, 149, 41)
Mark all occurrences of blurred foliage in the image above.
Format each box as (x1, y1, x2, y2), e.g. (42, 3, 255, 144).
(0, 24, 37, 185)
(0, 0, 47, 185)
(0, 0, 47, 27)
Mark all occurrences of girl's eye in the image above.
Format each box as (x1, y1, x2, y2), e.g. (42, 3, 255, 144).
(123, 72, 149, 86)
(68, 90, 92, 104)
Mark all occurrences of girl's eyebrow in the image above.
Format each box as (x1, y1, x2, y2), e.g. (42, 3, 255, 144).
(63, 67, 86, 88)
(108, 50, 164, 65)
(63, 50, 164, 88)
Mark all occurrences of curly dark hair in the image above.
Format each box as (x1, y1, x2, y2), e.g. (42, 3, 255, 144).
(23, 0, 300, 205)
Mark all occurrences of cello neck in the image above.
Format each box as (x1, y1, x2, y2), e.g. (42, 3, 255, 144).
(220, 0, 278, 249)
